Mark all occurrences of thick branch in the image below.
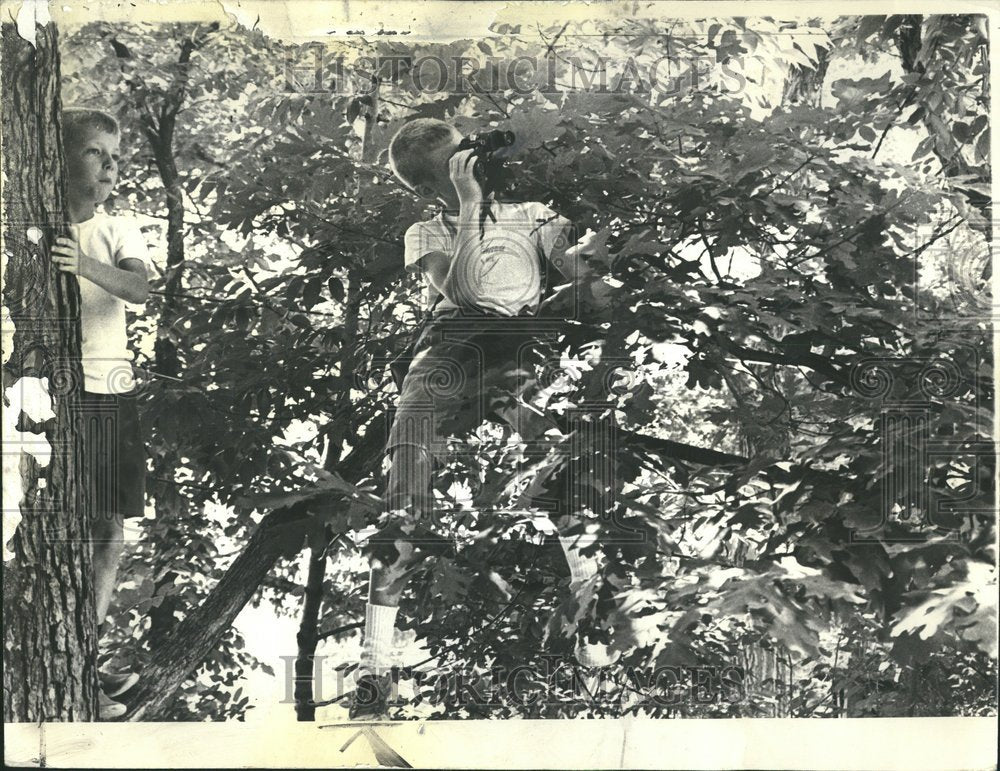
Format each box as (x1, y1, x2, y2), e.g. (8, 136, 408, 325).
(123, 508, 311, 720)
(720, 339, 848, 386)
(617, 427, 746, 467)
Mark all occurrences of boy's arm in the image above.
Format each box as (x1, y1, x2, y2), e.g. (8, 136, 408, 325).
(419, 251, 455, 302)
(403, 226, 459, 306)
(402, 149, 485, 308)
(52, 234, 149, 304)
(440, 148, 490, 307)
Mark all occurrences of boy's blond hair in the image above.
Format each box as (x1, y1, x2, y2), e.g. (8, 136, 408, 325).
(388, 118, 460, 191)
(62, 107, 120, 150)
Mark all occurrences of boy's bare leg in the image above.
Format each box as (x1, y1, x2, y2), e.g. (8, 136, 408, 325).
(550, 510, 617, 670)
(91, 511, 141, 716)
(359, 444, 432, 677)
(367, 540, 417, 606)
(351, 444, 434, 717)
(368, 443, 433, 604)
(92, 512, 124, 625)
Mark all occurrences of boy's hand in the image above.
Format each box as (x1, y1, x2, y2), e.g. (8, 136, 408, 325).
(449, 148, 483, 212)
(565, 229, 598, 261)
(551, 228, 600, 284)
(51, 235, 94, 279)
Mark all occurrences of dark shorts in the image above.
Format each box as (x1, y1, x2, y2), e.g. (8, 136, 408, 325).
(74, 391, 146, 520)
(386, 313, 557, 459)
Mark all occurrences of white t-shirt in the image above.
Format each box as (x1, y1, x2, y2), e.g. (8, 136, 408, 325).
(403, 201, 571, 316)
(71, 213, 151, 394)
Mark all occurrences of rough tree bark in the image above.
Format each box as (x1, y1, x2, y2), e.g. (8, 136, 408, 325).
(1, 21, 99, 721)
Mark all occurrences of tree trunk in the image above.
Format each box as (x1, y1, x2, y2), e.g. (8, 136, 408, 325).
(781, 47, 831, 107)
(147, 122, 185, 380)
(293, 550, 327, 721)
(1, 21, 99, 721)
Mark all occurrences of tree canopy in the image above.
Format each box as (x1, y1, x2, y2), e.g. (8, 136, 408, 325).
(58, 13, 994, 719)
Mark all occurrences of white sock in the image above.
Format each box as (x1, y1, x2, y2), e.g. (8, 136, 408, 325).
(360, 602, 399, 675)
(558, 534, 602, 585)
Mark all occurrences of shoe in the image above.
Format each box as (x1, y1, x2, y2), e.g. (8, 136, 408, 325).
(349, 671, 394, 720)
(99, 669, 139, 698)
(98, 690, 126, 720)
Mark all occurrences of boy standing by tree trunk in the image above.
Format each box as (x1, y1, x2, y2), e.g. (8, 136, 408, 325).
(351, 118, 617, 719)
(52, 108, 151, 719)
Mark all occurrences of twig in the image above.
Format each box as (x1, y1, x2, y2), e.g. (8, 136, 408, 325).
(318, 620, 364, 641)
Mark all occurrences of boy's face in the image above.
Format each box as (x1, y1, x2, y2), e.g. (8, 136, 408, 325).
(419, 133, 464, 202)
(66, 127, 120, 206)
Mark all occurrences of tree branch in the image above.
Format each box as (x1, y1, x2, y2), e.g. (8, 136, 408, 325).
(318, 620, 364, 641)
(716, 335, 849, 386)
(123, 507, 312, 720)
(616, 427, 746, 467)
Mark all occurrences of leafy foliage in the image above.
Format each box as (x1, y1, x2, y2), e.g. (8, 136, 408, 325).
(62, 14, 994, 719)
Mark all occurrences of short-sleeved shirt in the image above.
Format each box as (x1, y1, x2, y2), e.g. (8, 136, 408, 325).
(403, 200, 571, 316)
(72, 213, 151, 394)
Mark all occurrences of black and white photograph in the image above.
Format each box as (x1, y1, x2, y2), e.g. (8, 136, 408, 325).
(2, 1, 997, 767)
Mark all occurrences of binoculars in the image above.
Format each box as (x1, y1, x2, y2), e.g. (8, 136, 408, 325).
(457, 129, 516, 196)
